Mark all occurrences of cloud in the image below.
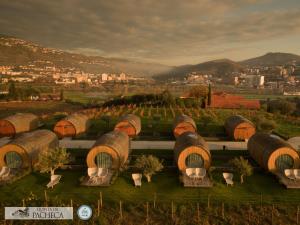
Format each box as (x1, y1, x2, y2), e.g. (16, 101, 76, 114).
(0, 0, 299, 65)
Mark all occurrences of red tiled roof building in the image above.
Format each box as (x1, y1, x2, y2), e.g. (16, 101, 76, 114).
(209, 92, 260, 109)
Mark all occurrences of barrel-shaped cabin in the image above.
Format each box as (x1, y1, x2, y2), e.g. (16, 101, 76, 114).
(248, 133, 300, 173)
(114, 114, 141, 137)
(54, 113, 90, 138)
(0, 113, 39, 137)
(173, 114, 197, 138)
(225, 115, 256, 141)
(86, 131, 130, 169)
(0, 130, 58, 169)
(174, 131, 211, 172)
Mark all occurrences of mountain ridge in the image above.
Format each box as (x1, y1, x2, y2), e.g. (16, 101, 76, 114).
(155, 58, 244, 80)
(1, 34, 300, 78)
(0, 35, 172, 77)
(155, 53, 300, 80)
(240, 52, 300, 66)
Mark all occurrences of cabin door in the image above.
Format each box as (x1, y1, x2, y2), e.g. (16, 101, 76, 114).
(275, 154, 294, 173)
(185, 153, 204, 168)
(61, 124, 76, 137)
(54, 120, 76, 137)
(95, 152, 113, 168)
(5, 151, 22, 168)
(236, 127, 247, 140)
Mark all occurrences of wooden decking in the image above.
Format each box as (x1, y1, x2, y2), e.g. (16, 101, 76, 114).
(81, 170, 114, 187)
(276, 172, 300, 189)
(0, 169, 21, 185)
(182, 173, 213, 188)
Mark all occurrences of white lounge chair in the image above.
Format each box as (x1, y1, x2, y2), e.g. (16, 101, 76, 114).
(293, 169, 300, 180)
(195, 168, 206, 180)
(132, 173, 142, 187)
(186, 168, 196, 179)
(285, 169, 296, 180)
(47, 174, 61, 189)
(0, 166, 10, 178)
(88, 167, 97, 178)
(0, 167, 6, 177)
(98, 168, 109, 181)
(87, 167, 98, 183)
(223, 173, 234, 186)
(194, 168, 200, 179)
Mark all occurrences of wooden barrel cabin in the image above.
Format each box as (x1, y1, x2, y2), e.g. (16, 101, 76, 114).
(0, 129, 58, 169)
(86, 131, 130, 169)
(54, 113, 90, 138)
(0, 113, 39, 137)
(174, 131, 211, 172)
(248, 133, 300, 173)
(114, 114, 141, 137)
(225, 115, 256, 141)
(173, 114, 197, 138)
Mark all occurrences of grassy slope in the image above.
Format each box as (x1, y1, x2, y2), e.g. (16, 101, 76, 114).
(240, 94, 294, 100)
(1, 169, 299, 206)
(64, 91, 105, 104)
(0, 150, 298, 206)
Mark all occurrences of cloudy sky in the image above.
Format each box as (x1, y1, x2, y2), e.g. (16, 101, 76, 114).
(0, 0, 300, 65)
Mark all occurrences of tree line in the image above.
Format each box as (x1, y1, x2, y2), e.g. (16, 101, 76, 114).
(266, 97, 300, 116)
(0, 81, 65, 101)
(0, 81, 40, 100)
(103, 85, 210, 108)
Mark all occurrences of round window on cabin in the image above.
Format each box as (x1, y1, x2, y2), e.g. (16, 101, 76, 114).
(185, 153, 204, 168)
(4, 151, 22, 169)
(95, 152, 113, 168)
(275, 154, 294, 173)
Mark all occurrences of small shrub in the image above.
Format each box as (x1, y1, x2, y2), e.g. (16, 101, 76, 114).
(229, 157, 253, 184)
(134, 155, 164, 182)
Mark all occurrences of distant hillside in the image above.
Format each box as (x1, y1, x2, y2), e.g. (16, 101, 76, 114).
(155, 59, 244, 80)
(2, 34, 300, 78)
(240, 52, 300, 66)
(0, 35, 171, 77)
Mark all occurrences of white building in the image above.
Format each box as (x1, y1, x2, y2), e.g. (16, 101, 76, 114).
(234, 76, 239, 85)
(53, 73, 61, 79)
(0, 78, 9, 83)
(101, 73, 108, 81)
(241, 74, 264, 87)
(119, 73, 126, 80)
(76, 74, 88, 83)
(11, 77, 33, 82)
(258, 75, 264, 86)
(55, 78, 76, 84)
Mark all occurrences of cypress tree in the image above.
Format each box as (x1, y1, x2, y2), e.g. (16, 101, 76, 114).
(60, 89, 64, 101)
(208, 83, 212, 106)
(8, 81, 17, 99)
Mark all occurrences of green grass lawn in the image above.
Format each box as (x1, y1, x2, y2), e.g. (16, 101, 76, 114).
(64, 91, 109, 104)
(64, 91, 92, 104)
(275, 121, 300, 138)
(1, 170, 299, 225)
(1, 169, 300, 206)
(240, 94, 294, 100)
